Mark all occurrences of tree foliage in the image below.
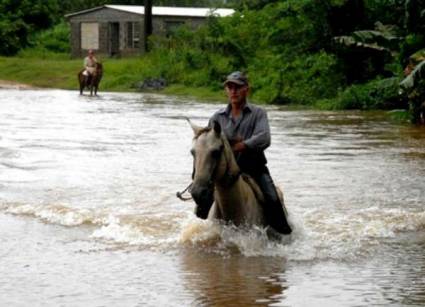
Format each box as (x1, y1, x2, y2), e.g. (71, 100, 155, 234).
(0, 0, 235, 55)
(145, 0, 425, 107)
(2, 0, 425, 117)
(0, 0, 59, 55)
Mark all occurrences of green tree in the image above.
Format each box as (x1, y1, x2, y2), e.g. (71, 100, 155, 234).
(0, 0, 59, 55)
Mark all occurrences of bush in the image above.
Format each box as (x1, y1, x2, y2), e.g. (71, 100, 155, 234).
(316, 77, 406, 110)
(369, 77, 406, 109)
(29, 21, 70, 53)
(249, 51, 343, 104)
(17, 21, 70, 59)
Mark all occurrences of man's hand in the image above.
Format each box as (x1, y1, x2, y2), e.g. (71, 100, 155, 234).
(232, 141, 246, 152)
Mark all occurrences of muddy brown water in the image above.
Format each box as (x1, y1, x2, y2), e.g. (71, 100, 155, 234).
(1, 89, 424, 306)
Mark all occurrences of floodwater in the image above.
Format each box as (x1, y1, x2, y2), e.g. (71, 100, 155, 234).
(1, 89, 424, 307)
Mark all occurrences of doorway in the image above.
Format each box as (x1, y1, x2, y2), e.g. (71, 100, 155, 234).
(109, 22, 120, 56)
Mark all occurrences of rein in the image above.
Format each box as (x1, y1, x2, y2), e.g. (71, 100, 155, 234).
(176, 182, 193, 201)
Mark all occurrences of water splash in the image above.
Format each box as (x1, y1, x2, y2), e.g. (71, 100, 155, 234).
(2, 201, 424, 259)
(2, 202, 108, 226)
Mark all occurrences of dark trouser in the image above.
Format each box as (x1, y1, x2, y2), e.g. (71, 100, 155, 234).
(253, 169, 292, 234)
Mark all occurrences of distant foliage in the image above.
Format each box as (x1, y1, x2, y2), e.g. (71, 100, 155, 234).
(0, 0, 59, 55)
(148, 1, 347, 103)
(2, 0, 425, 112)
(29, 22, 70, 53)
(0, 18, 29, 56)
(317, 77, 405, 110)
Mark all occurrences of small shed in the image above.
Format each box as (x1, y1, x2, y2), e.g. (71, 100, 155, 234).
(65, 5, 234, 58)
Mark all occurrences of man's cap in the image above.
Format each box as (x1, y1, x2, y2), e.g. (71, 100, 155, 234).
(224, 71, 248, 86)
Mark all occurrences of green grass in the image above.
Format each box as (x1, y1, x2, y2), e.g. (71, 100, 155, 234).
(387, 109, 411, 123)
(0, 54, 412, 115)
(162, 84, 224, 101)
(0, 56, 81, 89)
(0, 55, 224, 101)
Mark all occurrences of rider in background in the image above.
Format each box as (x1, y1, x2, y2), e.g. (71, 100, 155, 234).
(209, 71, 292, 234)
(83, 49, 98, 84)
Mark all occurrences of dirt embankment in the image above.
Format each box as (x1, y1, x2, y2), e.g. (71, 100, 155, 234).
(0, 80, 35, 90)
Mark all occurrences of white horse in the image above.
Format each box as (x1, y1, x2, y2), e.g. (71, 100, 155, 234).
(188, 119, 289, 230)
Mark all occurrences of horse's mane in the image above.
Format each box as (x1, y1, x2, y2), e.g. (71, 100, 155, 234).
(193, 127, 212, 139)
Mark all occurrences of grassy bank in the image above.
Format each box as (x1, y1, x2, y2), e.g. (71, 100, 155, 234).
(0, 55, 224, 101)
(0, 54, 410, 121)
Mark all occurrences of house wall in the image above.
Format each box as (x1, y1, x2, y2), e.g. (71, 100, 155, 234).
(69, 8, 143, 58)
(68, 7, 206, 58)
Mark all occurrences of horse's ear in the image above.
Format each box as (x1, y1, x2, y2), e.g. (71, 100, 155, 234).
(185, 117, 202, 135)
(213, 121, 221, 135)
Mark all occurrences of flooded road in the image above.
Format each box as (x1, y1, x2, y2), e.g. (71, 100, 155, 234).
(1, 89, 424, 306)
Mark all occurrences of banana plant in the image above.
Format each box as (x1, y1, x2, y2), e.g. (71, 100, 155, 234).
(400, 57, 425, 123)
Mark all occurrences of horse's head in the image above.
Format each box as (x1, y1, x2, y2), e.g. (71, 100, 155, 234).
(188, 119, 239, 219)
(94, 63, 103, 76)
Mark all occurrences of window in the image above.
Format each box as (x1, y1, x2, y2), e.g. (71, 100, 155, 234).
(165, 21, 185, 37)
(81, 23, 99, 50)
(127, 22, 140, 48)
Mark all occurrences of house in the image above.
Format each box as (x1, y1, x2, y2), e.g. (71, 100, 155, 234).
(65, 5, 234, 58)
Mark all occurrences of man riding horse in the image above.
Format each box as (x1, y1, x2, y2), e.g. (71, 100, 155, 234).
(206, 71, 292, 234)
(78, 49, 102, 96)
(83, 49, 98, 85)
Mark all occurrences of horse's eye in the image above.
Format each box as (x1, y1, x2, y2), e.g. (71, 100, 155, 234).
(190, 149, 195, 157)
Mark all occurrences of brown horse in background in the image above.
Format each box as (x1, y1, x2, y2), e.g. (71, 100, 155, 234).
(78, 63, 103, 96)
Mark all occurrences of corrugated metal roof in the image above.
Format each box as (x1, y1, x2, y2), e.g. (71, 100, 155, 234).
(65, 5, 234, 18)
(107, 5, 234, 17)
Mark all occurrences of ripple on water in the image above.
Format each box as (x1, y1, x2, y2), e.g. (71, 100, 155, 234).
(1, 90, 425, 306)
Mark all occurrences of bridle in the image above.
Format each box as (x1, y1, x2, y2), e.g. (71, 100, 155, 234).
(176, 132, 241, 202)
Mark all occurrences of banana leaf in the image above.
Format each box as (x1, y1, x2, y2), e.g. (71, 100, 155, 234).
(351, 30, 400, 50)
(333, 35, 391, 57)
(400, 60, 425, 91)
(408, 49, 425, 66)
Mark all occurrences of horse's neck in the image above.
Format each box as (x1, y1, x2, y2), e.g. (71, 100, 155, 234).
(215, 176, 243, 198)
(213, 138, 247, 221)
(215, 178, 246, 221)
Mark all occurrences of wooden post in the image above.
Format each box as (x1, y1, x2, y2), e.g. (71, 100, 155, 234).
(144, 0, 153, 52)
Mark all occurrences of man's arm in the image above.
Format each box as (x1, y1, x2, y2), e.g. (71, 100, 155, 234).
(242, 108, 271, 151)
(208, 114, 215, 127)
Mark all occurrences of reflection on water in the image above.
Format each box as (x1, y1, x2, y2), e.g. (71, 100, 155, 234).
(0, 89, 425, 306)
(180, 250, 287, 306)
